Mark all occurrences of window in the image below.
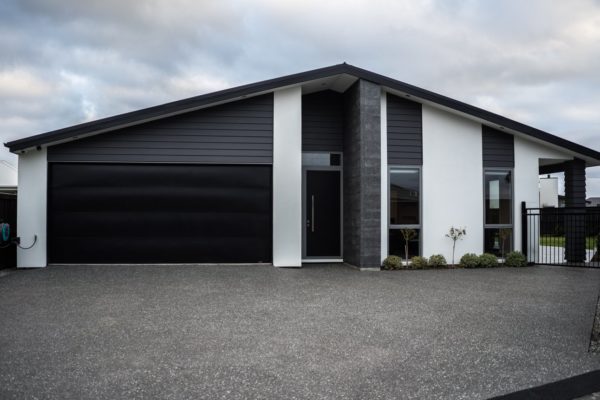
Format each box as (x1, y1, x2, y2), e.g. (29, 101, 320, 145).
(484, 170, 513, 257)
(389, 167, 420, 258)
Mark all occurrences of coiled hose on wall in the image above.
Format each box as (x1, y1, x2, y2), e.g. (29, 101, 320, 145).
(0, 222, 37, 249)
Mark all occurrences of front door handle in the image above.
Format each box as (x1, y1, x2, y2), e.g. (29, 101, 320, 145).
(311, 195, 315, 233)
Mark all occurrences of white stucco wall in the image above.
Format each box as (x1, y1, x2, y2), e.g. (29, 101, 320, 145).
(513, 135, 571, 257)
(17, 148, 47, 268)
(422, 105, 483, 263)
(272, 86, 302, 267)
(380, 92, 388, 263)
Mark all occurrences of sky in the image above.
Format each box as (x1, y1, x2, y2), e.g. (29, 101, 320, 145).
(1, 0, 599, 196)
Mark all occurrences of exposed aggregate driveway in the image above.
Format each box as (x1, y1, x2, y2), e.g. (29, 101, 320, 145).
(1, 264, 599, 399)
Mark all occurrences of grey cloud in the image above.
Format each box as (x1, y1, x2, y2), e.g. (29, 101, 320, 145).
(1, 0, 600, 195)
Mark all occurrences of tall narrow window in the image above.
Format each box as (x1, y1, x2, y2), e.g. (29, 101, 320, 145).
(484, 170, 513, 257)
(389, 168, 420, 258)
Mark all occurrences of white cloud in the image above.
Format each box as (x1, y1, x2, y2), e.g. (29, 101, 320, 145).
(167, 73, 231, 98)
(0, 69, 54, 98)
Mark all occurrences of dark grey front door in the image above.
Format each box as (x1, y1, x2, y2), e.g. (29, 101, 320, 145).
(305, 170, 341, 258)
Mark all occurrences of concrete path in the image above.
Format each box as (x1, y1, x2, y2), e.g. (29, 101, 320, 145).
(1, 265, 599, 399)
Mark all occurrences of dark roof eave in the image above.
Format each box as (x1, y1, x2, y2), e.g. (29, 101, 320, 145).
(5, 64, 349, 152)
(5, 63, 600, 162)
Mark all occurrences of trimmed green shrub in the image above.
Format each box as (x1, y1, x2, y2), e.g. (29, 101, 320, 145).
(460, 253, 480, 268)
(478, 253, 498, 268)
(410, 256, 428, 269)
(382, 255, 403, 270)
(504, 251, 527, 267)
(428, 254, 447, 268)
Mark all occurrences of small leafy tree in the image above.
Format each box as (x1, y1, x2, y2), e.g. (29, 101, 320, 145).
(499, 228, 511, 262)
(400, 228, 417, 265)
(445, 226, 466, 266)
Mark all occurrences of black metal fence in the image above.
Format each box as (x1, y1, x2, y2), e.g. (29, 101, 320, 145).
(0, 193, 17, 269)
(522, 202, 600, 267)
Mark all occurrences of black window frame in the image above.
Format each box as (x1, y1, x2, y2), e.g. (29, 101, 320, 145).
(388, 166, 422, 257)
(483, 168, 514, 258)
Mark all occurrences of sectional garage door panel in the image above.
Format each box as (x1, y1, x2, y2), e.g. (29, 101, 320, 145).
(48, 163, 272, 264)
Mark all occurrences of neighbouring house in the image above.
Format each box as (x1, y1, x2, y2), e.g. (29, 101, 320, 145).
(587, 197, 600, 207)
(0, 160, 17, 195)
(5, 64, 600, 269)
(539, 176, 559, 208)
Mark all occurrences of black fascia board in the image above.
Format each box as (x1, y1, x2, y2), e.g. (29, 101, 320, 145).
(5, 63, 600, 162)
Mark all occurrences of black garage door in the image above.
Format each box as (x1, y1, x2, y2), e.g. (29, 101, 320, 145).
(48, 163, 272, 264)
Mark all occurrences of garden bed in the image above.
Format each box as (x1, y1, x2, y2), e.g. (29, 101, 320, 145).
(382, 251, 529, 270)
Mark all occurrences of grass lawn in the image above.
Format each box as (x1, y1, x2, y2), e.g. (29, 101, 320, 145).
(539, 235, 598, 250)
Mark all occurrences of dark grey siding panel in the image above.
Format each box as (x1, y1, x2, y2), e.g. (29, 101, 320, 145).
(48, 94, 273, 164)
(564, 158, 586, 207)
(302, 90, 344, 152)
(482, 125, 514, 168)
(564, 158, 586, 262)
(387, 94, 422, 165)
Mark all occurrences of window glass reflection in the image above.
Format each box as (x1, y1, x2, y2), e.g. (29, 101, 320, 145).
(390, 168, 420, 225)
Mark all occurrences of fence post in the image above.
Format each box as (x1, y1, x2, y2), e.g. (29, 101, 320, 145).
(521, 201, 528, 262)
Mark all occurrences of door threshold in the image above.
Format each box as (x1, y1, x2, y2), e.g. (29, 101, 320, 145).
(302, 259, 344, 263)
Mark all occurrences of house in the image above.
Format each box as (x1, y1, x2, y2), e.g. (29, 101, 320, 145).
(539, 176, 559, 208)
(587, 197, 600, 207)
(0, 160, 17, 195)
(5, 64, 600, 269)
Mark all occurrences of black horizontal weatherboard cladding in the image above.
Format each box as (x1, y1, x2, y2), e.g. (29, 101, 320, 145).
(47, 163, 272, 263)
(387, 94, 422, 165)
(48, 94, 273, 164)
(302, 90, 344, 152)
(482, 125, 515, 168)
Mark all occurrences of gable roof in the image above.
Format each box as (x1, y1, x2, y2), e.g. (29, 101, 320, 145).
(5, 63, 600, 163)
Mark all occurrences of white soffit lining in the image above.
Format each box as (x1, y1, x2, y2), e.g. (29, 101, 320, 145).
(300, 74, 358, 94)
